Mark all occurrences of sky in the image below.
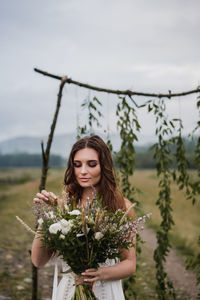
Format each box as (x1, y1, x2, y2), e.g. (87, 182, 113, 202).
(0, 0, 200, 145)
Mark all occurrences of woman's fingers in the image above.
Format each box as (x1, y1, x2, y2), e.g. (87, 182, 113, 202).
(49, 192, 57, 199)
(81, 267, 104, 283)
(33, 197, 40, 203)
(49, 192, 58, 206)
(33, 190, 58, 206)
(84, 277, 98, 283)
(49, 192, 58, 205)
(82, 269, 100, 283)
(84, 268, 97, 273)
(33, 191, 49, 204)
(36, 192, 49, 201)
(92, 281, 96, 292)
(81, 269, 97, 277)
(41, 190, 57, 201)
(41, 190, 49, 197)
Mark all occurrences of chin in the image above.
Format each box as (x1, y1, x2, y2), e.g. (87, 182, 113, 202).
(79, 182, 92, 188)
(78, 181, 99, 188)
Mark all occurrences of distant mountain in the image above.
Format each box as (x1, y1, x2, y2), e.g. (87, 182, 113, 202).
(0, 133, 152, 157)
(0, 134, 76, 157)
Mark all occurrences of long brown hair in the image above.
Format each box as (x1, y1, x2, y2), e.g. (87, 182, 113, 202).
(64, 135, 126, 212)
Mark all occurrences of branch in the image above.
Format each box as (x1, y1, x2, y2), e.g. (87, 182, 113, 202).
(34, 68, 200, 99)
(39, 76, 67, 191)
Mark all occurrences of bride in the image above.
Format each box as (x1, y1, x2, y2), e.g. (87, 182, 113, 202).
(31, 135, 136, 300)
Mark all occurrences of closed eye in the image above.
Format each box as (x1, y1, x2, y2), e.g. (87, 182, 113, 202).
(88, 162, 97, 167)
(73, 160, 98, 168)
(73, 162, 81, 168)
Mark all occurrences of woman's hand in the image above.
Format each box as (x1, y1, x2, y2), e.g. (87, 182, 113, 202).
(81, 247, 136, 290)
(33, 189, 58, 206)
(81, 268, 105, 291)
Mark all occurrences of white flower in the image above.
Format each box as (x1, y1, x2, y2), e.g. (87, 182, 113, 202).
(64, 204, 69, 211)
(62, 227, 70, 234)
(86, 225, 90, 233)
(88, 217, 95, 224)
(44, 211, 55, 219)
(61, 220, 73, 235)
(146, 213, 152, 218)
(38, 218, 43, 226)
(77, 233, 84, 237)
(48, 211, 54, 218)
(59, 234, 65, 240)
(49, 222, 62, 234)
(94, 232, 104, 240)
(68, 210, 81, 216)
(60, 219, 69, 227)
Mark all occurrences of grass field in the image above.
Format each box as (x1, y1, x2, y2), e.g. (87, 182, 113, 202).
(0, 168, 199, 299)
(131, 170, 200, 258)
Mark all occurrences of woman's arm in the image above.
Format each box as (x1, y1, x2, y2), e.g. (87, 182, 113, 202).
(31, 229, 53, 267)
(31, 190, 57, 267)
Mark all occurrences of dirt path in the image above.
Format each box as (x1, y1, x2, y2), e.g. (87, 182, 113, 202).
(140, 227, 199, 300)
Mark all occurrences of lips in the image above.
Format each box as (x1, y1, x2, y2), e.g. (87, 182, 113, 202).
(79, 178, 90, 182)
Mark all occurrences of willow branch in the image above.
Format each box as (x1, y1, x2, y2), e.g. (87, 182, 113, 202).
(34, 68, 200, 99)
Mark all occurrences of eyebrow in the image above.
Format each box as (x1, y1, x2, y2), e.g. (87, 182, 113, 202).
(73, 160, 98, 162)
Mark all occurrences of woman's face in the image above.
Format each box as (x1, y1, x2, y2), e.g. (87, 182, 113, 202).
(73, 147, 101, 188)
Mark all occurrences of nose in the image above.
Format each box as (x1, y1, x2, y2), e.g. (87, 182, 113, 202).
(80, 164, 87, 175)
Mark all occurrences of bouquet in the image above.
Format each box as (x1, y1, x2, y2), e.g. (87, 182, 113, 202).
(17, 191, 151, 300)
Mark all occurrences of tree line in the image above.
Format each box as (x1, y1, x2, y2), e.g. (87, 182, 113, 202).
(0, 153, 65, 168)
(0, 137, 197, 169)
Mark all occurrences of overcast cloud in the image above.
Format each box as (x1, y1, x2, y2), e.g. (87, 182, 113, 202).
(0, 0, 199, 144)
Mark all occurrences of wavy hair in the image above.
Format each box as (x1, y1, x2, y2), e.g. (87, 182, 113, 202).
(64, 135, 126, 212)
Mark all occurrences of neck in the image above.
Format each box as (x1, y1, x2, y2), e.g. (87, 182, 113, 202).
(81, 186, 98, 204)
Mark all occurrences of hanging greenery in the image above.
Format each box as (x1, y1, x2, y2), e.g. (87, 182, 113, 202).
(172, 119, 190, 192)
(188, 91, 200, 204)
(77, 95, 103, 139)
(115, 96, 142, 299)
(148, 98, 177, 299)
(76, 94, 114, 152)
(115, 96, 141, 205)
(186, 91, 200, 297)
(148, 93, 200, 299)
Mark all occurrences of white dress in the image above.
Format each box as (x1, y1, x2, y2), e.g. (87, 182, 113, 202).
(52, 258, 125, 300)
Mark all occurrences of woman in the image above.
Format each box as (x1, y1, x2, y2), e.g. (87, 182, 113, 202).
(32, 135, 136, 300)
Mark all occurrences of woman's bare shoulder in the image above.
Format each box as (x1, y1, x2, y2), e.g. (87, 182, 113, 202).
(124, 198, 134, 208)
(124, 198, 135, 217)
